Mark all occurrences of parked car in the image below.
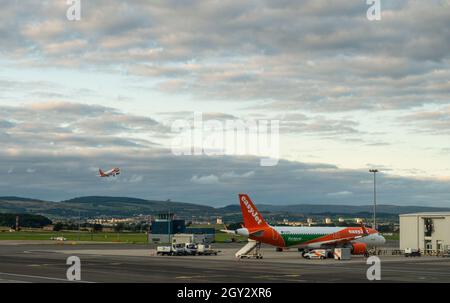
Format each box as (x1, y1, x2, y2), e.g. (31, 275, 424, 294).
(303, 249, 328, 259)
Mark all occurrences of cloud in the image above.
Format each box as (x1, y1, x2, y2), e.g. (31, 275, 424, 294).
(191, 174, 220, 185)
(123, 175, 144, 183)
(1, 1, 450, 207)
(26, 168, 36, 174)
(276, 114, 361, 136)
(1, 1, 450, 113)
(0, 101, 448, 206)
(221, 171, 255, 179)
(0, 101, 170, 151)
(191, 170, 256, 185)
(0, 148, 449, 206)
(327, 191, 353, 196)
(402, 106, 450, 134)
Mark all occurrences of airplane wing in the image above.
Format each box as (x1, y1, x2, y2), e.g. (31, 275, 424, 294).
(248, 229, 265, 237)
(220, 228, 266, 237)
(314, 225, 368, 246)
(220, 229, 236, 235)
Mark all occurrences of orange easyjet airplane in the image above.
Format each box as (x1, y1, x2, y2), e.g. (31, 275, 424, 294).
(98, 167, 121, 177)
(224, 194, 385, 257)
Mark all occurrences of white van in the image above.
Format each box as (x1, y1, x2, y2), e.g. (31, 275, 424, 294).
(303, 249, 328, 259)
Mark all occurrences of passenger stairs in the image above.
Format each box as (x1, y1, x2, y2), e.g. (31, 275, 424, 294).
(235, 239, 262, 259)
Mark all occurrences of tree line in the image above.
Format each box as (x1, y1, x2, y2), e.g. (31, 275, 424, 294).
(0, 213, 52, 229)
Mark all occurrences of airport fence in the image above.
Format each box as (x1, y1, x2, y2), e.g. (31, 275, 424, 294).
(369, 248, 450, 257)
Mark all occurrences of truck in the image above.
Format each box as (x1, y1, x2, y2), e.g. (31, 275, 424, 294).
(197, 244, 218, 256)
(156, 243, 186, 256)
(184, 243, 198, 255)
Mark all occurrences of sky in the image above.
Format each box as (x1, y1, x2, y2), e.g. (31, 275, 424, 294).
(0, 0, 449, 206)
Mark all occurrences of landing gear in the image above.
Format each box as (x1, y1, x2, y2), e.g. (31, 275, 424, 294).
(254, 241, 263, 259)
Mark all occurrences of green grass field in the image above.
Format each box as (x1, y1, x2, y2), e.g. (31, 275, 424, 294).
(0, 231, 148, 243)
(213, 232, 245, 242)
(382, 233, 400, 241)
(0, 230, 245, 243)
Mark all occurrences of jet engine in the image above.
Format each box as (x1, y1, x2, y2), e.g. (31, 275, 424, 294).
(351, 243, 368, 255)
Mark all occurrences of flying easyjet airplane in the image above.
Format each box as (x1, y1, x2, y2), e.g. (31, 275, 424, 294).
(225, 194, 386, 257)
(98, 168, 121, 177)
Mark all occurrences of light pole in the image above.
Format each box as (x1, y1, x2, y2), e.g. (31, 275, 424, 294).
(78, 210, 81, 241)
(369, 169, 379, 230)
(166, 209, 172, 244)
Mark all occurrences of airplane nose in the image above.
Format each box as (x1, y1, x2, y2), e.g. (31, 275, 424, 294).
(379, 234, 386, 245)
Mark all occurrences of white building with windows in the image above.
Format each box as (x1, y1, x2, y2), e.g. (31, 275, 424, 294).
(399, 212, 450, 252)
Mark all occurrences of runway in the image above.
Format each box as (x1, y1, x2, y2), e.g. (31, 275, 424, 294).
(1, 242, 450, 283)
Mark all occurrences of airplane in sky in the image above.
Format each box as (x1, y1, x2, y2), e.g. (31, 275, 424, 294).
(98, 168, 121, 177)
(224, 194, 386, 258)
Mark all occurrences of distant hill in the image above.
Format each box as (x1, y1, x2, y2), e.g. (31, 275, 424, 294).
(0, 196, 217, 219)
(251, 204, 450, 215)
(1, 196, 450, 220)
(216, 203, 450, 215)
(0, 196, 46, 202)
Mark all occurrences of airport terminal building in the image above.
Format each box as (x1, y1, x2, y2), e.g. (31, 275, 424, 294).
(400, 212, 450, 253)
(149, 213, 215, 244)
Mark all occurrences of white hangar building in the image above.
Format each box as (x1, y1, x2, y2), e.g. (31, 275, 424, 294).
(399, 212, 450, 252)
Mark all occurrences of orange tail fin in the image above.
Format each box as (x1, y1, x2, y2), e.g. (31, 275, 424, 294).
(238, 194, 269, 229)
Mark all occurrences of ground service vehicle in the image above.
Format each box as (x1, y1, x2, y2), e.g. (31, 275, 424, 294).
(303, 249, 328, 259)
(156, 244, 186, 256)
(197, 244, 218, 255)
(184, 243, 198, 255)
(405, 248, 421, 257)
